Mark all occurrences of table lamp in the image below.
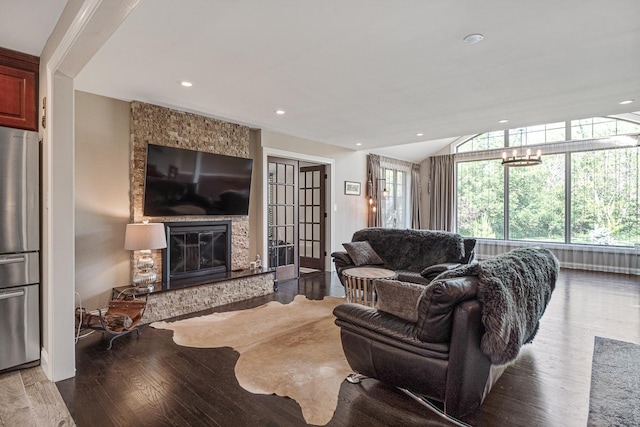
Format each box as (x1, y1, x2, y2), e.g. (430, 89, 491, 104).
(124, 221, 167, 292)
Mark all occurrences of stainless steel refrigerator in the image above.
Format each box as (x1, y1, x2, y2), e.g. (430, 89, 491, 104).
(0, 125, 40, 373)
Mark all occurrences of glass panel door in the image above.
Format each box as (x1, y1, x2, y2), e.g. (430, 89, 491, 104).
(267, 157, 298, 281)
(299, 165, 325, 271)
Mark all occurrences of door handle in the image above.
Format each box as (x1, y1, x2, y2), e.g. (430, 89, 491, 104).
(0, 289, 25, 300)
(0, 255, 26, 265)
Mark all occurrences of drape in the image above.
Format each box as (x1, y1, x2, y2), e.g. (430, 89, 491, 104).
(366, 154, 382, 227)
(369, 154, 422, 229)
(428, 154, 455, 231)
(411, 163, 422, 229)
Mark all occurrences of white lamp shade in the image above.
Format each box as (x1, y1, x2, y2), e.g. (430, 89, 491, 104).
(124, 223, 167, 250)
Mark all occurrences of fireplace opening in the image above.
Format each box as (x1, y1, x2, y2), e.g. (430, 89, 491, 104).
(163, 221, 231, 289)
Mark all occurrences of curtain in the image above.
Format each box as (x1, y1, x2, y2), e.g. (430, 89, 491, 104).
(428, 154, 455, 231)
(411, 163, 422, 229)
(366, 154, 382, 227)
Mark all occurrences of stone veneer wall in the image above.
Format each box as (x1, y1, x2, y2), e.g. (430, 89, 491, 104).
(141, 273, 274, 324)
(130, 101, 252, 279)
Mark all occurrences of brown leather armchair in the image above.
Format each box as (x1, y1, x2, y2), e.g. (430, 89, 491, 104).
(333, 247, 558, 419)
(333, 276, 501, 418)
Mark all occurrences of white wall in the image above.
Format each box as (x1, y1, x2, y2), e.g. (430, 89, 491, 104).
(75, 91, 131, 310)
(38, 0, 139, 380)
(38, 0, 86, 385)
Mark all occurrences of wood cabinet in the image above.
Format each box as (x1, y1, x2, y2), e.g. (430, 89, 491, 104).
(0, 47, 39, 131)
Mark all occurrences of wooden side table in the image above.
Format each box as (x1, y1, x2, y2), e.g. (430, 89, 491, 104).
(342, 267, 397, 307)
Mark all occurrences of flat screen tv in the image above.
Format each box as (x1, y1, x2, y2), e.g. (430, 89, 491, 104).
(143, 144, 253, 216)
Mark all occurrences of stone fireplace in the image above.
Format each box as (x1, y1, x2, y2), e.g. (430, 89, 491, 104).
(163, 221, 231, 289)
(130, 101, 252, 278)
(128, 101, 275, 324)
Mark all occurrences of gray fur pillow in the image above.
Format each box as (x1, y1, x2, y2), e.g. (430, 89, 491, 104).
(375, 279, 425, 323)
(342, 241, 384, 266)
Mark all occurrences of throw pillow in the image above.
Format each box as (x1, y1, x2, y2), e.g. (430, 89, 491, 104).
(342, 241, 384, 266)
(374, 279, 425, 323)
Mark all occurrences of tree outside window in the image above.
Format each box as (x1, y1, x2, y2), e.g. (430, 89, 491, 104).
(571, 148, 639, 246)
(508, 154, 565, 242)
(457, 160, 504, 238)
(454, 117, 640, 248)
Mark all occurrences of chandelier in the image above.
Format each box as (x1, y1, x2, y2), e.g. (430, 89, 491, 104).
(501, 148, 542, 167)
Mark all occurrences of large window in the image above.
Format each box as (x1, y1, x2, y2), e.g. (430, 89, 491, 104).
(455, 117, 640, 247)
(571, 147, 639, 246)
(508, 122, 565, 146)
(571, 117, 640, 140)
(457, 131, 504, 153)
(508, 154, 565, 242)
(381, 167, 409, 228)
(457, 160, 504, 238)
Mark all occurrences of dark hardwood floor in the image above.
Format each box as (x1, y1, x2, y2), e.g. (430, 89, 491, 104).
(57, 269, 640, 427)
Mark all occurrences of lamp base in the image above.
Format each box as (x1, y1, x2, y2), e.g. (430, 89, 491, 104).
(132, 250, 157, 293)
(133, 283, 154, 294)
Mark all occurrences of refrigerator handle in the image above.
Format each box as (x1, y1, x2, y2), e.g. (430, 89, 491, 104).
(0, 255, 26, 265)
(0, 289, 25, 300)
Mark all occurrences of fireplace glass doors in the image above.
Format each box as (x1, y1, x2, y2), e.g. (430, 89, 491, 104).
(163, 221, 231, 289)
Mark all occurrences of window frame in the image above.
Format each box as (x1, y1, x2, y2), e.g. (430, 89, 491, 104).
(454, 118, 639, 248)
(380, 165, 412, 229)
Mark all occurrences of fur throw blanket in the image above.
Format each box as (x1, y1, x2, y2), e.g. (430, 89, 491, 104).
(352, 228, 465, 271)
(434, 247, 559, 364)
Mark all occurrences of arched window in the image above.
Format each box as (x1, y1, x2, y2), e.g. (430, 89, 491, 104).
(454, 116, 640, 247)
(456, 117, 640, 153)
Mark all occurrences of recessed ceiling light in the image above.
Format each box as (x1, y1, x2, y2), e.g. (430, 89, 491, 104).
(619, 99, 634, 105)
(463, 34, 484, 45)
(498, 119, 509, 124)
(416, 133, 424, 137)
(180, 81, 193, 87)
(275, 109, 286, 115)
(355, 143, 362, 146)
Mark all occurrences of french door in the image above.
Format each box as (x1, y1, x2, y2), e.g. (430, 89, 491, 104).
(299, 165, 326, 271)
(267, 157, 298, 281)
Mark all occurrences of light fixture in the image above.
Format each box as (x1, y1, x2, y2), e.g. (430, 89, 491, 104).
(377, 178, 388, 198)
(416, 133, 424, 137)
(619, 99, 634, 105)
(502, 148, 542, 167)
(275, 109, 286, 115)
(463, 34, 484, 45)
(355, 142, 362, 146)
(498, 119, 509, 124)
(124, 221, 167, 292)
(180, 81, 193, 87)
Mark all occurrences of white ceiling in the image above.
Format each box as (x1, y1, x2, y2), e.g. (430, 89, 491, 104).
(3, 0, 640, 162)
(0, 0, 68, 56)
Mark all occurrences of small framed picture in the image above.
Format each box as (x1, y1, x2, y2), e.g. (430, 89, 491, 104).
(344, 181, 361, 196)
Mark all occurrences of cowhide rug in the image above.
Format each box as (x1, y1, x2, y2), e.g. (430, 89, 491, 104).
(150, 295, 351, 426)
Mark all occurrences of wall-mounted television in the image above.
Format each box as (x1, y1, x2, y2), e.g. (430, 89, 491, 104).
(143, 144, 253, 216)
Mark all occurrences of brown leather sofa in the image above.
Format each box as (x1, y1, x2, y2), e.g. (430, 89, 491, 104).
(332, 228, 476, 286)
(333, 247, 559, 418)
(333, 276, 495, 418)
